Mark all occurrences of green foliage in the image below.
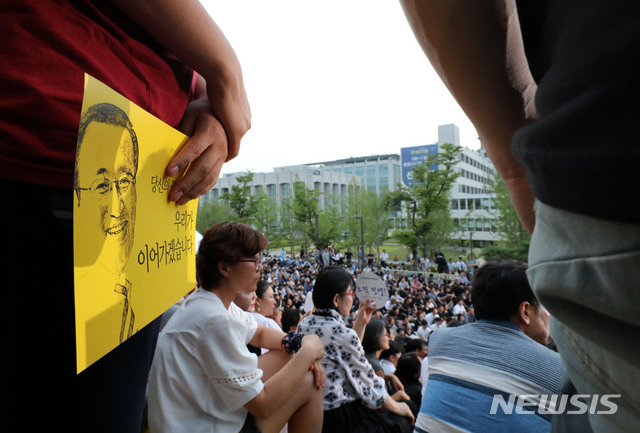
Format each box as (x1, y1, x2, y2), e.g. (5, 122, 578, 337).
(488, 172, 530, 247)
(220, 171, 257, 223)
(292, 181, 320, 243)
(481, 238, 530, 262)
(346, 185, 390, 249)
(196, 200, 233, 233)
(390, 142, 461, 256)
(252, 189, 280, 253)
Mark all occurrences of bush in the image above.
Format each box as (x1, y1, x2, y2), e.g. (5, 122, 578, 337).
(481, 240, 530, 262)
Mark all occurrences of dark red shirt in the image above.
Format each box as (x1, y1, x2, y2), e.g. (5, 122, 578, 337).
(0, 0, 194, 189)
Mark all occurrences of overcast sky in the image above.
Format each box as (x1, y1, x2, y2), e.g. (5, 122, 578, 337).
(201, 0, 479, 175)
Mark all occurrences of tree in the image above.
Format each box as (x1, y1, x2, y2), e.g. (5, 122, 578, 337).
(252, 190, 280, 253)
(196, 200, 233, 233)
(220, 171, 256, 223)
(344, 182, 389, 258)
(292, 181, 320, 245)
(488, 172, 530, 247)
(391, 142, 461, 256)
(279, 200, 304, 256)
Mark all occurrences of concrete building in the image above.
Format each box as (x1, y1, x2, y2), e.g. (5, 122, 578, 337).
(300, 154, 403, 197)
(400, 124, 501, 247)
(201, 165, 359, 211)
(203, 124, 502, 247)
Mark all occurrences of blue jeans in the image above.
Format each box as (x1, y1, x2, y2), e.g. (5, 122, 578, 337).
(528, 201, 640, 432)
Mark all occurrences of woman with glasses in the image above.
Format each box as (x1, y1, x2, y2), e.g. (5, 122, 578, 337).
(148, 222, 325, 433)
(299, 266, 414, 433)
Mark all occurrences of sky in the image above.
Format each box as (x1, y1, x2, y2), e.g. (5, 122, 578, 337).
(201, 0, 479, 176)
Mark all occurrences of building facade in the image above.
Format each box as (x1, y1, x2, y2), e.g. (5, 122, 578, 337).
(400, 124, 501, 246)
(202, 124, 503, 247)
(201, 165, 359, 212)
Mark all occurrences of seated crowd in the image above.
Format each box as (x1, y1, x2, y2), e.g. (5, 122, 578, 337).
(147, 222, 573, 433)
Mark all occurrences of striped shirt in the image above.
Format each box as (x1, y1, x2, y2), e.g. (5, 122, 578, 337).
(415, 320, 565, 433)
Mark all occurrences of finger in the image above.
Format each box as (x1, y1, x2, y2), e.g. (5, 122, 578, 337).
(167, 110, 225, 179)
(172, 144, 226, 205)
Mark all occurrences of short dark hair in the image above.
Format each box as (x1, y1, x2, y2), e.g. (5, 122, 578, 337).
(196, 222, 267, 290)
(256, 280, 273, 300)
(362, 318, 386, 353)
(281, 307, 301, 332)
(471, 261, 539, 321)
(395, 352, 422, 384)
(74, 102, 139, 191)
(404, 337, 426, 353)
(380, 340, 403, 360)
(312, 266, 355, 310)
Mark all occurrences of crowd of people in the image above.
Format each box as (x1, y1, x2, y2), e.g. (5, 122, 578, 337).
(258, 246, 479, 339)
(149, 224, 578, 433)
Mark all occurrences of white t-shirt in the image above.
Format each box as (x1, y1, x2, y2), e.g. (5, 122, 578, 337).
(420, 356, 429, 395)
(148, 290, 263, 433)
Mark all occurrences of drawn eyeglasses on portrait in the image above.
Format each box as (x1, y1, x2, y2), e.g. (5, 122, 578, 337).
(76, 172, 137, 196)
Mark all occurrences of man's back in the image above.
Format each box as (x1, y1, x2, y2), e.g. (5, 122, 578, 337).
(416, 321, 565, 433)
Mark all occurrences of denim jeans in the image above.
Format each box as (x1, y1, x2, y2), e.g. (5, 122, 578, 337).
(528, 201, 640, 432)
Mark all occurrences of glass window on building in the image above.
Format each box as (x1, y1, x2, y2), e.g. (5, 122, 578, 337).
(212, 188, 219, 200)
(280, 183, 291, 197)
(460, 199, 467, 210)
(345, 167, 353, 174)
(355, 166, 364, 177)
(314, 181, 321, 191)
(266, 184, 275, 197)
(451, 199, 459, 210)
(475, 198, 482, 209)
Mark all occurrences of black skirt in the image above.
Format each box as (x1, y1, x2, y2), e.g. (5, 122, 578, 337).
(322, 400, 414, 433)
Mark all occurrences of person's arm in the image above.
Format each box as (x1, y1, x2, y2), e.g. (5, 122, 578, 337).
(384, 396, 415, 424)
(399, 0, 536, 232)
(382, 372, 405, 392)
(249, 323, 286, 351)
(109, 0, 250, 204)
(353, 300, 376, 340)
(244, 335, 324, 418)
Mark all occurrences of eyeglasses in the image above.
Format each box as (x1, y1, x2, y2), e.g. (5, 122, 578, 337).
(339, 292, 356, 297)
(237, 253, 262, 270)
(76, 172, 136, 196)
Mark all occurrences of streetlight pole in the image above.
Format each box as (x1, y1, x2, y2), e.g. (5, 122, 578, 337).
(354, 216, 364, 268)
(314, 213, 319, 248)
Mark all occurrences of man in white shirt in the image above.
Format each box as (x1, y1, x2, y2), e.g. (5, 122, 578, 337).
(379, 249, 389, 267)
(416, 319, 431, 340)
(452, 299, 467, 316)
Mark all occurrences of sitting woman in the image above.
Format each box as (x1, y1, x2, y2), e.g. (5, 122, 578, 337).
(253, 280, 282, 331)
(362, 318, 406, 396)
(394, 352, 423, 417)
(299, 266, 414, 433)
(148, 222, 325, 433)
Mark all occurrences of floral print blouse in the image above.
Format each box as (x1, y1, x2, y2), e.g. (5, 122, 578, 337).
(299, 309, 388, 410)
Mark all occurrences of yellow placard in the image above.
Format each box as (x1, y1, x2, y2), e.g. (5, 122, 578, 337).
(73, 74, 197, 373)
